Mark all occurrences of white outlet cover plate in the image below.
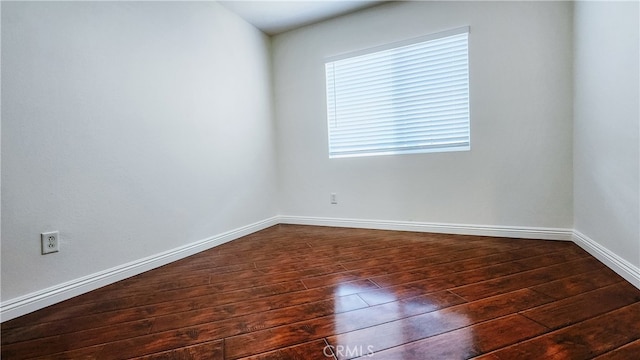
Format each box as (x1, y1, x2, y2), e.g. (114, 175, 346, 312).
(41, 231, 59, 254)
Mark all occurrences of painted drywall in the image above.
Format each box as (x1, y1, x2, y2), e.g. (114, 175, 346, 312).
(272, 1, 574, 229)
(573, 1, 640, 268)
(1, 1, 278, 302)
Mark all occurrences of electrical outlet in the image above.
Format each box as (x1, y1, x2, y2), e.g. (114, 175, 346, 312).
(331, 193, 338, 204)
(41, 231, 59, 255)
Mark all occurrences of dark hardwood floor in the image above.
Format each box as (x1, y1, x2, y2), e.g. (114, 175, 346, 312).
(2, 224, 640, 359)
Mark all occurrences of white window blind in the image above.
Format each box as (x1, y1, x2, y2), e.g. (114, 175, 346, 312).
(325, 27, 470, 158)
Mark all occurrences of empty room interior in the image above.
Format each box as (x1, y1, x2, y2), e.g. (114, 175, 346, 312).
(1, 0, 639, 359)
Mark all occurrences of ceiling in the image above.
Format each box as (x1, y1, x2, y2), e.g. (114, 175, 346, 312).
(219, 1, 385, 35)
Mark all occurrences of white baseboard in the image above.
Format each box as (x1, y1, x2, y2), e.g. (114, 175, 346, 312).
(572, 230, 640, 289)
(7, 216, 635, 323)
(279, 215, 573, 241)
(0, 216, 279, 322)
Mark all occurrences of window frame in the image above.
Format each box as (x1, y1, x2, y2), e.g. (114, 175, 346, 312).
(325, 26, 471, 159)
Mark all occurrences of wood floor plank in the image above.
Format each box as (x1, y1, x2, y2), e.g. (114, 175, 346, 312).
(477, 302, 640, 360)
(2, 225, 638, 360)
(83, 262, 346, 305)
(340, 246, 497, 272)
(1, 318, 155, 358)
(352, 314, 547, 360)
(136, 340, 225, 360)
(521, 282, 640, 329)
(593, 339, 640, 360)
(30, 345, 104, 360)
(236, 339, 335, 360)
(529, 267, 624, 299)
(71, 274, 213, 306)
(326, 288, 553, 358)
(356, 280, 458, 306)
(150, 293, 369, 333)
(449, 257, 606, 301)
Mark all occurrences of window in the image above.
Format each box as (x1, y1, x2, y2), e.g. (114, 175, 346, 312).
(325, 27, 470, 158)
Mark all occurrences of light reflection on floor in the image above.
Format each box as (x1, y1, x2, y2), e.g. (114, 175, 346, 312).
(330, 283, 476, 359)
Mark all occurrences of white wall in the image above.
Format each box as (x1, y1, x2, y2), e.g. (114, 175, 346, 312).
(1, 2, 278, 304)
(273, 1, 574, 230)
(573, 1, 640, 270)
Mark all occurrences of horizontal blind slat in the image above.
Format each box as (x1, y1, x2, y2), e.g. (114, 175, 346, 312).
(333, 103, 469, 127)
(334, 49, 468, 78)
